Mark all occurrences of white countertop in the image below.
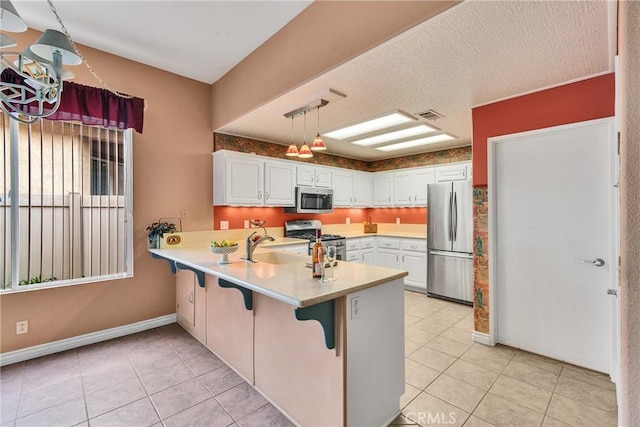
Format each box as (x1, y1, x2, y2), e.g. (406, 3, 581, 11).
(149, 246, 407, 308)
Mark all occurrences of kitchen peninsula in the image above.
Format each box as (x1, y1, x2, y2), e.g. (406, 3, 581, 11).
(149, 243, 407, 427)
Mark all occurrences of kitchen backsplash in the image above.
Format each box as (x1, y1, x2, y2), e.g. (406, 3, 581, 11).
(212, 206, 427, 230)
(214, 133, 471, 172)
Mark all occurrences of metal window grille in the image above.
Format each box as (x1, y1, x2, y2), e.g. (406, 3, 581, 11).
(1, 112, 133, 292)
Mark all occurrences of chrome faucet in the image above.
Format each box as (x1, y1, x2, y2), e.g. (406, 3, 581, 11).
(244, 231, 275, 262)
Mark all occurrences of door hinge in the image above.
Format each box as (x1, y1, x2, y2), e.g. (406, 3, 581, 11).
(617, 132, 621, 155)
(607, 289, 618, 296)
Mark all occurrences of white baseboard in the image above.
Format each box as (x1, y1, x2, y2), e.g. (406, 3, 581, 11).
(0, 314, 177, 367)
(473, 331, 496, 346)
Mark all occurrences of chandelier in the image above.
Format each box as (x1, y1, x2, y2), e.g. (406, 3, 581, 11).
(0, 0, 81, 124)
(283, 99, 328, 158)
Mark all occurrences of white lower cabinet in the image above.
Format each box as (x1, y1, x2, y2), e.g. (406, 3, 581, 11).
(345, 237, 376, 264)
(360, 236, 428, 291)
(176, 269, 206, 343)
(400, 239, 427, 292)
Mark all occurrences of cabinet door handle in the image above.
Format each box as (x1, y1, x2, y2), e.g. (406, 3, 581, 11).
(188, 291, 194, 304)
(258, 190, 262, 200)
(266, 191, 269, 200)
(409, 195, 412, 201)
(396, 255, 399, 262)
(402, 255, 405, 263)
(388, 197, 390, 202)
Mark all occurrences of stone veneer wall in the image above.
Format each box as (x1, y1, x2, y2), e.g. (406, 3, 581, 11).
(214, 133, 471, 172)
(472, 187, 489, 333)
(367, 146, 472, 172)
(214, 133, 369, 170)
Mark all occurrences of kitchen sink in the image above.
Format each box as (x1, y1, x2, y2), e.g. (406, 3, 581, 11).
(252, 251, 308, 265)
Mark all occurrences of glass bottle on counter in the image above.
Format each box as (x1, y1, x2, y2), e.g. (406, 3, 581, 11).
(312, 230, 325, 279)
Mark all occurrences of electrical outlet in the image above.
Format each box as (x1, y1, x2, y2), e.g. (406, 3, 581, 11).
(346, 217, 350, 224)
(396, 217, 401, 224)
(244, 220, 250, 229)
(16, 320, 28, 335)
(220, 220, 229, 230)
(350, 297, 360, 320)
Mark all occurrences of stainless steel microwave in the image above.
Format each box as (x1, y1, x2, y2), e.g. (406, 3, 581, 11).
(284, 186, 334, 214)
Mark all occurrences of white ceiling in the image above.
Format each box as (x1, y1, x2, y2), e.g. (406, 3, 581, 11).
(10, 1, 615, 161)
(12, 0, 312, 84)
(219, 0, 615, 161)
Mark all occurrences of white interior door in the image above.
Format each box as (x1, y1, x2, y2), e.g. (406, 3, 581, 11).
(492, 118, 616, 374)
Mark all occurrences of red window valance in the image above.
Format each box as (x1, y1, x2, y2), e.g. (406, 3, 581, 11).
(1, 68, 145, 133)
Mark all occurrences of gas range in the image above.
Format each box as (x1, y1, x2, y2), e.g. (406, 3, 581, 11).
(284, 220, 347, 259)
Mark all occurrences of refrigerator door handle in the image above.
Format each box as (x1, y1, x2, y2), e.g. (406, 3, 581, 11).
(448, 191, 453, 241)
(430, 250, 473, 259)
(453, 192, 458, 241)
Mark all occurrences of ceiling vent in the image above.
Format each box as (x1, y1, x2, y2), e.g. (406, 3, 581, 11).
(417, 109, 444, 121)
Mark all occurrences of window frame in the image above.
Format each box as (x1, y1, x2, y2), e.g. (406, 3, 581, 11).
(1, 116, 134, 294)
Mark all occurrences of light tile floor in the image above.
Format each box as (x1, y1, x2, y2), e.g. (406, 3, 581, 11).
(394, 290, 618, 427)
(0, 291, 618, 427)
(0, 323, 293, 427)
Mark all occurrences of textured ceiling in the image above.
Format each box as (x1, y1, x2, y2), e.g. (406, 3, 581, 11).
(218, 0, 615, 161)
(12, 0, 312, 84)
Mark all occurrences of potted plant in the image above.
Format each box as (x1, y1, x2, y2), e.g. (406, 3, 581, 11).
(146, 221, 176, 249)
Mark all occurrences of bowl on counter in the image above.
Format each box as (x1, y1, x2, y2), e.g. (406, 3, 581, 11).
(209, 245, 238, 264)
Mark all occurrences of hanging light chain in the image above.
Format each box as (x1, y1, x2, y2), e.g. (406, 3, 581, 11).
(291, 116, 295, 143)
(46, 0, 133, 99)
(304, 110, 309, 143)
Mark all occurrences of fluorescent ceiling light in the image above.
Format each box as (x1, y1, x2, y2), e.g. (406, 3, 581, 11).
(323, 111, 417, 140)
(376, 134, 456, 151)
(350, 124, 439, 147)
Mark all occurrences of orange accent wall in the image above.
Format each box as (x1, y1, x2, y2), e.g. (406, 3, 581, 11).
(471, 74, 615, 186)
(212, 207, 427, 230)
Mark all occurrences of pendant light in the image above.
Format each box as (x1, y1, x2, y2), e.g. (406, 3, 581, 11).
(311, 105, 326, 151)
(285, 115, 299, 156)
(298, 111, 313, 158)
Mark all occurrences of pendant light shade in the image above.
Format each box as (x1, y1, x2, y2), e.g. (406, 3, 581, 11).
(310, 106, 326, 151)
(298, 111, 313, 158)
(286, 116, 299, 156)
(0, 0, 27, 32)
(1, 33, 17, 48)
(286, 143, 299, 156)
(311, 133, 326, 151)
(31, 29, 82, 66)
(298, 143, 313, 158)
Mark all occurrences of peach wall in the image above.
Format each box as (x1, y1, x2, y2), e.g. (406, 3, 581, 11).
(211, 1, 459, 129)
(619, 2, 640, 425)
(212, 206, 427, 230)
(0, 30, 214, 353)
(472, 74, 615, 186)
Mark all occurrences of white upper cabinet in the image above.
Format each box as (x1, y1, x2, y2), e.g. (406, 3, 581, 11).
(435, 163, 469, 182)
(213, 151, 294, 207)
(373, 172, 393, 206)
(332, 171, 353, 206)
(264, 161, 296, 206)
(333, 170, 372, 207)
(297, 165, 332, 188)
(352, 172, 373, 207)
(393, 168, 435, 206)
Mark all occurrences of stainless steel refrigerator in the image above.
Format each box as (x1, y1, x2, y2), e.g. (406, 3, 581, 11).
(427, 181, 473, 305)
